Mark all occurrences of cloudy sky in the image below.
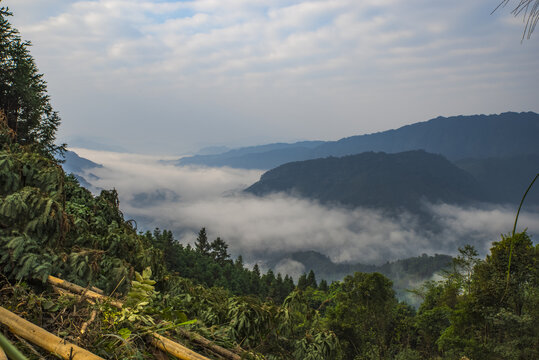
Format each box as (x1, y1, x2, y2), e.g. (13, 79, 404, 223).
(4, 0, 539, 154)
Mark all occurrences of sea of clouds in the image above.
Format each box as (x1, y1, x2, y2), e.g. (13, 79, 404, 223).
(72, 148, 539, 267)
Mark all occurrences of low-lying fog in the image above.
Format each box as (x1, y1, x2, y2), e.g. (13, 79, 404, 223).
(72, 148, 539, 265)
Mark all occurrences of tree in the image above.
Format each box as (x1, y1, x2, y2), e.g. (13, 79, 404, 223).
(447, 244, 480, 295)
(194, 227, 210, 255)
(326, 272, 397, 359)
(472, 231, 537, 316)
(318, 279, 329, 292)
(0, 7, 63, 155)
(210, 237, 230, 264)
(297, 273, 308, 290)
(306, 269, 318, 289)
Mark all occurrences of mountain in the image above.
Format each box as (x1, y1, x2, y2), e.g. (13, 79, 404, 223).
(61, 150, 102, 174)
(60, 150, 102, 190)
(245, 150, 486, 211)
(310, 111, 539, 161)
(177, 112, 539, 169)
(178, 141, 325, 168)
(455, 154, 539, 207)
(196, 145, 232, 155)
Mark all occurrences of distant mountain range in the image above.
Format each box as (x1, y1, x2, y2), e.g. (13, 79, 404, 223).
(178, 112, 539, 169)
(179, 141, 325, 169)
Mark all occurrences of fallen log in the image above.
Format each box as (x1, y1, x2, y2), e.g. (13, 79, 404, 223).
(0, 306, 103, 360)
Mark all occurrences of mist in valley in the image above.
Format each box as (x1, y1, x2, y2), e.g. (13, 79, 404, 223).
(72, 148, 539, 271)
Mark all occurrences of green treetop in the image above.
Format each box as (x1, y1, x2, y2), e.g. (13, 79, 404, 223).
(0, 7, 63, 156)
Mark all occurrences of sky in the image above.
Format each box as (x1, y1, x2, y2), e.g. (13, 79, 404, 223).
(72, 148, 539, 268)
(4, 0, 539, 154)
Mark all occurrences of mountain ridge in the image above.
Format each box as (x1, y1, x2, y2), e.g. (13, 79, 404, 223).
(177, 111, 539, 169)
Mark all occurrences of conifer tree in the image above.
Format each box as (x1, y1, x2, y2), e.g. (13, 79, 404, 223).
(297, 273, 308, 290)
(306, 269, 318, 289)
(194, 227, 211, 255)
(0, 7, 63, 155)
(319, 279, 329, 292)
(210, 237, 230, 264)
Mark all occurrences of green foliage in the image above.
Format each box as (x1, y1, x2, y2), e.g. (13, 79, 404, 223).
(326, 272, 398, 360)
(0, 8, 63, 156)
(0, 146, 165, 292)
(146, 228, 294, 303)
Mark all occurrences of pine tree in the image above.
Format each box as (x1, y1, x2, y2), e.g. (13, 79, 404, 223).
(306, 270, 317, 289)
(283, 274, 295, 294)
(194, 227, 211, 255)
(319, 279, 329, 292)
(297, 273, 308, 290)
(210, 237, 230, 264)
(235, 255, 244, 268)
(0, 7, 63, 155)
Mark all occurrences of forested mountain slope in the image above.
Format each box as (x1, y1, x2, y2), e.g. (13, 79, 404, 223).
(179, 112, 539, 169)
(311, 111, 539, 160)
(455, 154, 539, 206)
(246, 150, 486, 211)
(246, 150, 539, 209)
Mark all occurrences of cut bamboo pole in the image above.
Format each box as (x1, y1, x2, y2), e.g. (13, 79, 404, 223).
(150, 333, 211, 360)
(176, 329, 241, 360)
(47, 276, 123, 308)
(47, 275, 244, 360)
(0, 307, 103, 360)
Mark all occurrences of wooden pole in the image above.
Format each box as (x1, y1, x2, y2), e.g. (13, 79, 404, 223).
(0, 307, 103, 360)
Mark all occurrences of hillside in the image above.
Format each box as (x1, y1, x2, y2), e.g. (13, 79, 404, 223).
(455, 154, 539, 206)
(178, 112, 539, 169)
(245, 150, 486, 211)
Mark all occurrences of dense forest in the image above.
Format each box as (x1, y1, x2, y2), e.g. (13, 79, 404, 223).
(1, 6, 538, 360)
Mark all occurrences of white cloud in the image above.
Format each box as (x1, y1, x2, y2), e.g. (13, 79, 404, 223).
(71, 149, 539, 266)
